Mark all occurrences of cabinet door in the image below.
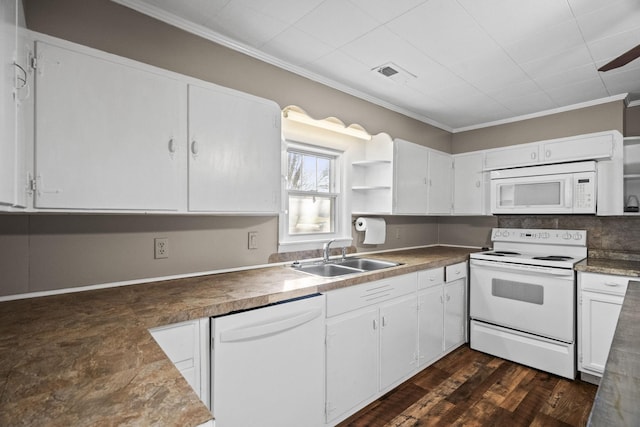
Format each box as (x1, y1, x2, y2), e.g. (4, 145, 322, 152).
(188, 84, 281, 213)
(379, 294, 418, 390)
(418, 286, 444, 367)
(34, 42, 185, 210)
(579, 291, 623, 375)
(326, 307, 378, 423)
(393, 139, 428, 214)
(0, 0, 17, 207)
(484, 144, 539, 170)
(453, 152, 485, 215)
(542, 134, 613, 164)
(444, 278, 467, 352)
(428, 150, 452, 214)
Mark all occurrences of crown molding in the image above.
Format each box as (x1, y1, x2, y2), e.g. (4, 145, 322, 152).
(111, 0, 454, 132)
(452, 93, 629, 133)
(110, 1, 635, 134)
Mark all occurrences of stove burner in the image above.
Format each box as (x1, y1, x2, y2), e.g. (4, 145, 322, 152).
(486, 251, 521, 256)
(532, 255, 573, 261)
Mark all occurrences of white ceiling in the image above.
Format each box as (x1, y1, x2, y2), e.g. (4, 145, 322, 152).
(115, 0, 640, 132)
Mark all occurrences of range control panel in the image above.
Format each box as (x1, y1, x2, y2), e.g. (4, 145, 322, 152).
(491, 228, 586, 245)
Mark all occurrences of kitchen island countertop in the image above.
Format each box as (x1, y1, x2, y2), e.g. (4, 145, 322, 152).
(587, 280, 640, 426)
(0, 245, 475, 426)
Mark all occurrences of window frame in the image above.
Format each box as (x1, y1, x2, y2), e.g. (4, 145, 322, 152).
(279, 140, 351, 253)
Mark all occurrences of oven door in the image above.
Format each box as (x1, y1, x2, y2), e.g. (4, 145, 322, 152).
(470, 259, 575, 342)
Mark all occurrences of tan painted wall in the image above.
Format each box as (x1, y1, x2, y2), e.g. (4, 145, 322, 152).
(23, 0, 451, 151)
(451, 101, 625, 154)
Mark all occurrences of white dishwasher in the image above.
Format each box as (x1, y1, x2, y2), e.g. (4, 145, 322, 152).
(210, 294, 325, 427)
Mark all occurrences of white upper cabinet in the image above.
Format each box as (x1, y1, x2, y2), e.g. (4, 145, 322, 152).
(427, 149, 452, 215)
(34, 41, 186, 210)
(393, 139, 452, 215)
(541, 133, 614, 163)
(0, 0, 20, 208)
(484, 143, 539, 170)
(187, 83, 281, 213)
(453, 151, 487, 215)
(393, 138, 428, 214)
(484, 131, 620, 171)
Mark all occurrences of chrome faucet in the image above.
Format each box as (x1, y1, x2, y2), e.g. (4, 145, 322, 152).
(323, 239, 336, 263)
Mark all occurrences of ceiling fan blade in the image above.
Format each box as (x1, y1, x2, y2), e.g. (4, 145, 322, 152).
(598, 43, 640, 72)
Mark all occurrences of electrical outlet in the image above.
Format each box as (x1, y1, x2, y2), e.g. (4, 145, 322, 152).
(248, 231, 258, 249)
(154, 237, 169, 259)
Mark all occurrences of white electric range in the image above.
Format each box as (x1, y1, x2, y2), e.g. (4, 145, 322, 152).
(469, 228, 587, 379)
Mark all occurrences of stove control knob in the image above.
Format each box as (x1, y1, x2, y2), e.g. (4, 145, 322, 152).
(562, 232, 571, 240)
(502, 231, 510, 237)
(573, 232, 582, 240)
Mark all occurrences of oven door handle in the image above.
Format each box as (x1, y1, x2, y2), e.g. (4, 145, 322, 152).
(470, 259, 574, 277)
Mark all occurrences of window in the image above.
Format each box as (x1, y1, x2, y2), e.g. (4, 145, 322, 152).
(287, 149, 336, 235)
(279, 142, 349, 252)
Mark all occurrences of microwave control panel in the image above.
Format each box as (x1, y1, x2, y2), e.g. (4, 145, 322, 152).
(573, 172, 596, 212)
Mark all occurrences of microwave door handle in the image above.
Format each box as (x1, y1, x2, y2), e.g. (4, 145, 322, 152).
(565, 179, 573, 208)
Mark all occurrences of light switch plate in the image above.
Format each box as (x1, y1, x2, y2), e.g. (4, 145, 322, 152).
(248, 231, 258, 249)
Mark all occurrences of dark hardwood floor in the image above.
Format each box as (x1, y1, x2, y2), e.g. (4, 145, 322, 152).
(338, 346, 597, 427)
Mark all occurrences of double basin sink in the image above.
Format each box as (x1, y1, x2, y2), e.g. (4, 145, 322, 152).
(292, 257, 401, 277)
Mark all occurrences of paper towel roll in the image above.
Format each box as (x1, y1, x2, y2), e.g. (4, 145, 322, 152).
(355, 217, 386, 244)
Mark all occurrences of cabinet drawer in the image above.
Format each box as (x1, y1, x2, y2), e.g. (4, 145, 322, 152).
(579, 272, 630, 296)
(417, 267, 444, 290)
(325, 273, 417, 317)
(150, 320, 198, 365)
(446, 262, 467, 282)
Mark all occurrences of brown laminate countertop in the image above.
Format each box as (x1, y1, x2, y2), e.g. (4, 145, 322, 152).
(587, 280, 640, 426)
(0, 246, 475, 426)
(575, 258, 640, 277)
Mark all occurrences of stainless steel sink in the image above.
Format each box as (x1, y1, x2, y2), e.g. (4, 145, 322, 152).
(292, 257, 401, 277)
(335, 257, 400, 271)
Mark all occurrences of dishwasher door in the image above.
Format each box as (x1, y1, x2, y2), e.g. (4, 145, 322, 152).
(211, 294, 325, 427)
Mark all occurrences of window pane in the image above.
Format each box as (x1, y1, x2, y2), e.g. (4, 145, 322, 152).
(287, 151, 333, 192)
(317, 157, 331, 192)
(288, 195, 333, 234)
(301, 155, 317, 191)
(287, 152, 303, 190)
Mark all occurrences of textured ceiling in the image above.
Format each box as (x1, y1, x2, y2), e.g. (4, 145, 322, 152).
(115, 0, 640, 132)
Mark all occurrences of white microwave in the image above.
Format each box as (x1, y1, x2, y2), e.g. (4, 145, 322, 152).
(490, 161, 597, 214)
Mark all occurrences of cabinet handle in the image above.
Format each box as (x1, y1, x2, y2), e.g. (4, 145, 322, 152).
(382, 316, 387, 327)
(446, 294, 451, 302)
(546, 150, 551, 158)
(191, 140, 199, 156)
(440, 295, 444, 304)
(531, 152, 536, 160)
(373, 319, 378, 330)
(475, 180, 481, 188)
(604, 282, 621, 287)
(168, 138, 177, 153)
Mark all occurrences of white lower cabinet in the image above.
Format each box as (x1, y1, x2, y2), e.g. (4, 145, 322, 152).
(324, 273, 417, 425)
(417, 263, 468, 368)
(380, 293, 420, 390)
(149, 318, 210, 408)
(325, 263, 468, 425)
(578, 272, 630, 379)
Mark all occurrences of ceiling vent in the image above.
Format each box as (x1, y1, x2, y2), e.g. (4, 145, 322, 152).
(373, 62, 416, 84)
(378, 65, 399, 77)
